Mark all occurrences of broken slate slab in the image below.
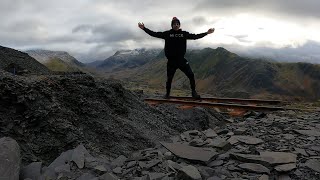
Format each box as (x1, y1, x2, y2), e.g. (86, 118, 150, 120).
(99, 173, 119, 180)
(258, 175, 269, 180)
(177, 165, 202, 180)
(207, 176, 222, 180)
(161, 142, 218, 163)
(294, 130, 320, 137)
(20, 162, 42, 180)
(189, 138, 207, 147)
(231, 152, 297, 167)
(234, 128, 247, 135)
(227, 136, 239, 145)
(165, 160, 182, 172)
(238, 163, 270, 174)
(0, 137, 20, 180)
(147, 173, 167, 180)
(48, 150, 73, 169)
(205, 137, 231, 150)
(76, 173, 97, 180)
(294, 148, 308, 156)
(304, 159, 320, 172)
(71, 144, 89, 169)
(111, 155, 127, 167)
(274, 163, 296, 172)
(278, 174, 292, 180)
(197, 166, 215, 179)
(203, 129, 218, 138)
(283, 134, 295, 140)
(259, 152, 297, 165)
(233, 136, 264, 145)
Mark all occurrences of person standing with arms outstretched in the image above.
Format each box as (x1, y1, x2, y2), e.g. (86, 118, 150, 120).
(138, 17, 214, 99)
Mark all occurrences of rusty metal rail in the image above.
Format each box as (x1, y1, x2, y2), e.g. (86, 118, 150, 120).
(144, 98, 317, 112)
(167, 96, 282, 105)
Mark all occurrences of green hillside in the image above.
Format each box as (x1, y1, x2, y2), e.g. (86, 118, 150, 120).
(44, 58, 79, 72)
(103, 47, 320, 100)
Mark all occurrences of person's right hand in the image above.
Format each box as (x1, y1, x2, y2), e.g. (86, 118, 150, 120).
(138, 22, 145, 29)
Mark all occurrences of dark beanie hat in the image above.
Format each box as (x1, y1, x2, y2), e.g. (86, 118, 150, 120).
(171, 17, 180, 26)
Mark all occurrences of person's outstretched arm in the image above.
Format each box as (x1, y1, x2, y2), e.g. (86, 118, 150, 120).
(138, 22, 165, 39)
(186, 28, 215, 40)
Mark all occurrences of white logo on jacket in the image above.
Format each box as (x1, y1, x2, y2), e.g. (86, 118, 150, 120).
(170, 34, 184, 37)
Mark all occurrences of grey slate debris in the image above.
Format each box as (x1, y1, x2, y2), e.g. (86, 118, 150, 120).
(14, 108, 319, 180)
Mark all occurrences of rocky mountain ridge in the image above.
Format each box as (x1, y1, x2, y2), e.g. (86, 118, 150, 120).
(97, 48, 162, 72)
(0, 46, 51, 75)
(26, 49, 85, 72)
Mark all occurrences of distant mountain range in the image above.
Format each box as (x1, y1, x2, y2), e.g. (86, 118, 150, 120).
(95, 47, 320, 100)
(26, 49, 85, 72)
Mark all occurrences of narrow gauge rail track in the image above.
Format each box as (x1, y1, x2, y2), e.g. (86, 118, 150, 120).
(163, 96, 283, 105)
(144, 97, 319, 113)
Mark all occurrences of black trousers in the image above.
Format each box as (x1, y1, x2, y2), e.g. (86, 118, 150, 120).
(166, 57, 196, 94)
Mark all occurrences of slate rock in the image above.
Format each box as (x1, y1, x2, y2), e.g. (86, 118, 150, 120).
(48, 150, 73, 169)
(259, 152, 297, 165)
(20, 162, 42, 180)
(177, 165, 202, 180)
(165, 160, 182, 172)
(203, 129, 218, 138)
(274, 163, 296, 172)
(111, 155, 127, 167)
(233, 136, 264, 145)
(278, 174, 292, 180)
(294, 147, 308, 156)
(227, 136, 239, 145)
(208, 160, 224, 167)
(161, 142, 218, 163)
(258, 175, 269, 180)
(207, 176, 222, 180)
(189, 138, 207, 147)
(282, 134, 295, 140)
(99, 173, 119, 180)
(112, 167, 122, 174)
(54, 164, 71, 173)
(206, 137, 231, 150)
(234, 128, 247, 135)
(76, 173, 97, 180)
(294, 130, 320, 137)
(231, 152, 297, 167)
(71, 144, 89, 169)
(0, 137, 20, 180)
(147, 172, 166, 180)
(197, 166, 215, 179)
(304, 159, 320, 172)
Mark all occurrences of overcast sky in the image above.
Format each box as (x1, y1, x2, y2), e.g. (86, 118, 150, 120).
(1, 0, 320, 63)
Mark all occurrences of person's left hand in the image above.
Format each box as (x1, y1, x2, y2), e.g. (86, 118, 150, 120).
(138, 22, 145, 29)
(207, 28, 215, 34)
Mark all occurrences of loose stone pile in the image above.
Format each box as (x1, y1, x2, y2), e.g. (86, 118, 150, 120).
(16, 110, 319, 180)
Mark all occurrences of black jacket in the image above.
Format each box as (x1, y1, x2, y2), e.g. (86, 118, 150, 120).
(143, 28, 207, 58)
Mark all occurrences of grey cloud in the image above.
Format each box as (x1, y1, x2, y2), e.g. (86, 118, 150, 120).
(192, 16, 208, 26)
(195, 0, 320, 19)
(72, 23, 141, 44)
(230, 35, 252, 43)
(72, 25, 94, 33)
(226, 40, 320, 64)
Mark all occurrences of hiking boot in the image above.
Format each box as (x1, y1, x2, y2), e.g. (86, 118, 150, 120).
(192, 91, 201, 99)
(163, 93, 170, 99)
